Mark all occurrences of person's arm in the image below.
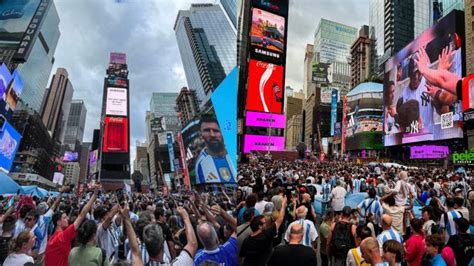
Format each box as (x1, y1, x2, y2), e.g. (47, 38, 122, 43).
(404, 238, 416, 263)
(310, 205, 316, 221)
(101, 204, 119, 230)
(274, 196, 287, 231)
(380, 192, 395, 204)
(210, 205, 237, 232)
(177, 207, 198, 257)
(0, 204, 14, 224)
(73, 187, 98, 230)
(326, 223, 335, 255)
(201, 203, 220, 229)
(426, 83, 457, 108)
(120, 203, 143, 266)
(50, 186, 68, 212)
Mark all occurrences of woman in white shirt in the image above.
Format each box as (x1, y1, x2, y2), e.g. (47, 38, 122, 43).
(3, 229, 36, 266)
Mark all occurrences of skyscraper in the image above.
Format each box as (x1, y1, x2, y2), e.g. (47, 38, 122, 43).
(63, 100, 87, 151)
(440, 0, 465, 16)
(220, 0, 237, 29)
(99, 52, 130, 187)
(41, 68, 74, 142)
(350, 25, 376, 88)
(174, 4, 236, 112)
(303, 44, 314, 99)
(176, 87, 199, 127)
(0, 1, 62, 113)
(150, 92, 180, 134)
(314, 18, 357, 94)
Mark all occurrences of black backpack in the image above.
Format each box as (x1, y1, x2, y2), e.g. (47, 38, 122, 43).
(331, 221, 355, 259)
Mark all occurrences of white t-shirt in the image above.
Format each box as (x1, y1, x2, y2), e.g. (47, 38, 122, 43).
(3, 253, 34, 266)
(13, 219, 25, 238)
(254, 200, 269, 214)
(39, 209, 53, 254)
(97, 219, 120, 260)
(381, 202, 406, 234)
(331, 186, 347, 211)
(400, 77, 433, 132)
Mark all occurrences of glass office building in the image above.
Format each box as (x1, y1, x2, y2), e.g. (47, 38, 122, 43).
(414, 0, 432, 39)
(440, 0, 464, 15)
(16, 2, 61, 113)
(64, 100, 87, 151)
(220, 0, 237, 29)
(150, 92, 180, 133)
(174, 4, 236, 112)
(369, 0, 385, 59)
(314, 19, 358, 64)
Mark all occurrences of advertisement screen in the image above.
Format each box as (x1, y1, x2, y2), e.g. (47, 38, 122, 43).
(63, 151, 78, 162)
(312, 60, 331, 83)
(0, 0, 40, 42)
(462, 74, 474, 112)
(245, 111, 286, 128)
(102, 117, 128, 153)
(106, 87, 127, 116)
(243, 134, 285, 153)
(88, 150, 98, 175)
(251, 0, 288, 16)
(330, 89, 338, 135)
(246, 59, 284, 113)
(0, 120, 21, 173)
(181, 116, 236, 185)
(249, 8, 285, 64)
(410, 145, 449, 159)
(383, 11, 463, 146)
(110, 52, 126, 64)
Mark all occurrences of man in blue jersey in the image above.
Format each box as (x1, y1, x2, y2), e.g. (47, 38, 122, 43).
(195, 115, 236, 184)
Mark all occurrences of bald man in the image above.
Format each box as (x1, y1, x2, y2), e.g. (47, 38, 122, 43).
(377, 214, 403, 246)
(194, 222, 237, 266)
(284, 206, 318, 247)
(360, 237, 384, 265)
(268, 223, 317, 266)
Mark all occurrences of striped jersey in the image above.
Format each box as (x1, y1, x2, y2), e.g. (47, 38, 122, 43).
(195, 150, 236, 184)
(377, 228, 403, 246)
(322, 183, 332, 203)
(357, 198, 383, 225)
(440, 210, 461, 240)
(284, 219, 318, 247)
(352, 179, 362, 193)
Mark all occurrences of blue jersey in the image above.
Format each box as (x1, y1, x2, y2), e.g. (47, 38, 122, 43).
(194, 236, 237, 266)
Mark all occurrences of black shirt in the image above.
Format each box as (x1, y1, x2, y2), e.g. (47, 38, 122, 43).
(0, 236, 13, 264)
(267, 244, 317, 266)
(158, 222, 173, 242)
(240, 223, 277, 266)
(446, 233, 474, 266)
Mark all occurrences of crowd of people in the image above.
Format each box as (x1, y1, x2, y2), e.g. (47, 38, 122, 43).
(236, 157, 474, 266)
(0, 184, 238, 266)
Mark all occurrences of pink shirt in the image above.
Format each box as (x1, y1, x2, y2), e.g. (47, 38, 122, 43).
(405, 234, 425, 266)
(441, 246, 456, 266)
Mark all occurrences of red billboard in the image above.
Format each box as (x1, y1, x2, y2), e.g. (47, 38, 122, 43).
(103, 117, 128, 153)
(245, 59, 284, 113)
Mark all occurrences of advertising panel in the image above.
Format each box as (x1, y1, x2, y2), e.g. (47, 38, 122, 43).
(0, 0, 40, 42)
(245, 111, 286, 128)
(243, 134, 285, 153)
(246, 59, 284, 113)
(383, 11, 463, 146)
(0, 120, 21, 173)
(63, 151, 78, 162)
(106, 87, 127, 116)
(312, 60, 331, 83)
(249, 8, 285, 64)
(181, 116, 236, 185)
(341, 96, 348, 154)
(330, 89, 338, 135)
(102, 117, 128, 153)
(88, 150, 98, 175)
(320, 87, 332, 103)
(158, 131, 173, 146)
(410, 145, 449, 159)
(0, 67, 23, 120)
(251, 0, 289, 16)
(334, 122, 342, 136)
(167, 132, 175, 172)
(110, 52, 126, 64)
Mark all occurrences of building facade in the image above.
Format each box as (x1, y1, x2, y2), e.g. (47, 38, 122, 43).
(14, 2, 61, 113)
(78, 142, 91, 185)
(350, 25, 376, 88)
(440, 0, 465, 16)
(63, 100, 87, 151)
(176, 87, 199, 127)
(286, 114, 303, 150)
(220, 0, 237, 29)
(63, 162, 80, 186)
(174, 4, 236, 112)
(303, 44, 315, 99)
(150, 92, 180, 134)
(41, 68, 74, 142)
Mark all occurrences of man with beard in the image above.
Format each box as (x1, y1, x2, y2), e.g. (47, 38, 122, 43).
(195, 114, 236, 184)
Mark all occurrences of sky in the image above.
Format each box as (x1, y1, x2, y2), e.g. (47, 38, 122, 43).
(285, 0, 369, 91)
(52, 0, 216, 165)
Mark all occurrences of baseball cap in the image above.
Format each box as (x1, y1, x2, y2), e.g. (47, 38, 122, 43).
(342, 206, 352, 216)
(453, 217, 469, 233)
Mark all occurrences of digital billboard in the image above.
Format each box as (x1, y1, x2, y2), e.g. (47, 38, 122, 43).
(110, 52, 126, 64)
(410, 145, 449, 159)
(106, 87, 127, 116)
(249, 8, 285, 64)
(312, 60, 331, 83)
(243, 134, 285, 153)
(181, 116, 236, 185)
(0, 0, 40, 42)
(251, 0, 288, 16)
(88, 150, 98, 175)
(0, 120, 21, 173)
(63, 151, 78, 162)
(102, 117, 128, 153)
(245, 111, 286, 128)
(383, 11, 463, 146)
(246, 59, 284, 113)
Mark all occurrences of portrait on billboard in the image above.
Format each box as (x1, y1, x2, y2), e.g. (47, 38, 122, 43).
(181, 115, 236, 185)
(249, 8, 285, 64)
(383, 11, 463, 146)
(246, 59, 284, 113)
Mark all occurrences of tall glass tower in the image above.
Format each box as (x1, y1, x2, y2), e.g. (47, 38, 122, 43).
(174, 4, 236, 112)
(220, 0, 237, 29)
(150, 92, 180, 134)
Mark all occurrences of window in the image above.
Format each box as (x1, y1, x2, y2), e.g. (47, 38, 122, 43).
(472, 6, 474, 16)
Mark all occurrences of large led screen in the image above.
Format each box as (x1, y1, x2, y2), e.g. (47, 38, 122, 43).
(462, 74, 474, 112)
(0, 120, 21, 173)
(102, 117, 128, 153)
(249, 8, 285, 64)
(105, 87, 127, 116)
(245, 111, 286, 128)
(89, 150, 98, 175)
(63, 151, 78, 162)
(181, 116, 236, 185)
(251, 0, 288, 16)
(246, 59, 284, 113)
(383, 11, 463, 146)
(243, 134, 285, 153)
(410, 145, 449, 159)
(0, 0, 40, 42)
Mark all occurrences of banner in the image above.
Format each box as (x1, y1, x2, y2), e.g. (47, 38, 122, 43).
(341, 96, 348, 154)
(105, 87, 127, 116)
(167, 132, 175, 172)
(330, 89, 338, 135)
(102, 117, 128, 153)
(410, 145, 449, 159)
(245, 111, 285, 128)
(243, 134, 285, 153)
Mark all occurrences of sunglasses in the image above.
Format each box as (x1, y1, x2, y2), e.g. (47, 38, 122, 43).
(24, 217, 34, 222)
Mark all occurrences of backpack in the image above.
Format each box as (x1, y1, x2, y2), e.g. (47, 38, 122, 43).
(331, 221, 355, 259)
